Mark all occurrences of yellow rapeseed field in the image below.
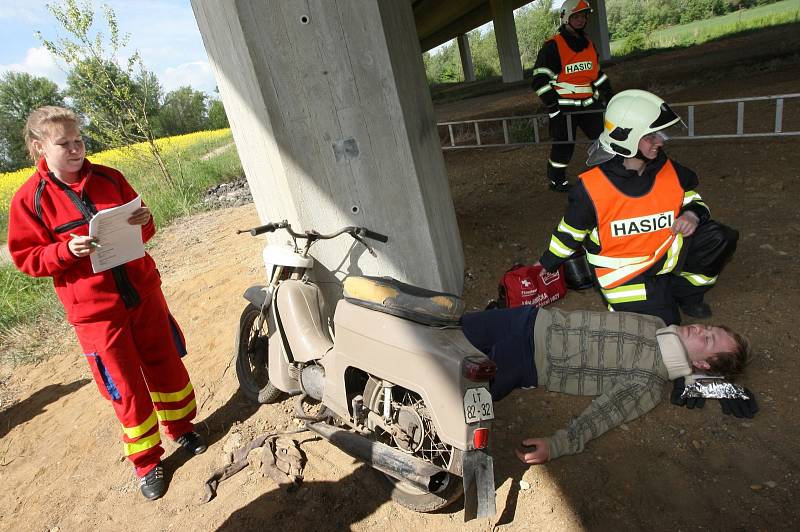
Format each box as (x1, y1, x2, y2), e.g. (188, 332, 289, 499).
(0, 129, 231, 214)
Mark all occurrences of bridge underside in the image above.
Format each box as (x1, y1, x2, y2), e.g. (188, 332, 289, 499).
(412, 0, 531, 52)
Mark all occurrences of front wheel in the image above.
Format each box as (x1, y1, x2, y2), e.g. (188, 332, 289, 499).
(364, 380, 463, 513)
(235, 303, 282, 404)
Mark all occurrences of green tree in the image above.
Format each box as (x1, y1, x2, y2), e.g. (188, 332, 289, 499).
(158, 86, 207, 136)
(469, 29, 500, 80)
(516, 0, 559, 70)
(206, 98, 229, 130)
(0, 72, 65, 171)
(424, 42, 463, 84)
(38, 0, 173, 184)
(66, 59, 162, 149)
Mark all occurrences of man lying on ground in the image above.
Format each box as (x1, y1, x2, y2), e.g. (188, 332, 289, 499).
(460, 306, 757, 465)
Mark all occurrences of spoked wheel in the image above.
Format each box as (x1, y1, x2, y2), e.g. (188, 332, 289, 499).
(364, 380, 463, 513)
(235, 303, 282, 404)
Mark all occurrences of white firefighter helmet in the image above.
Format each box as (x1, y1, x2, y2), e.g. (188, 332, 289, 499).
(560, 0, 593, 24)
(586, 89, 683, 165)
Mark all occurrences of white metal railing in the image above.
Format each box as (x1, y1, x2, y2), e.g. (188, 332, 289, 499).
(437, 93, 800, 150)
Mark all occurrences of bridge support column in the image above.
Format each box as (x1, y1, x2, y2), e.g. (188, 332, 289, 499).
(457, 33, 476, 82)
(191, 0, 464, 301)
(490, 0, 524, 83)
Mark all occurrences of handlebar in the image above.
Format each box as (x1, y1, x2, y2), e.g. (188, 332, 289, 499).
(237, 221, 290, 236)
(360, 228, 389, 243)
(237, 220, 389, 245)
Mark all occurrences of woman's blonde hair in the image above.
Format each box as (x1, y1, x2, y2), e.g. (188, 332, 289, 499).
(24, 105, 81, 162)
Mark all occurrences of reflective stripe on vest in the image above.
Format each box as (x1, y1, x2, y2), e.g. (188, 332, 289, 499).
(657, 233, 684, 274)
(580, 162, 685, 289)
(554, 81, 595, 95)
(551, 33, 599, 101)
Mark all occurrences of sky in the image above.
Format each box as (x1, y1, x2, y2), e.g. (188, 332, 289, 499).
(0, 0, 217, 96)
(0, 0, 568, 93)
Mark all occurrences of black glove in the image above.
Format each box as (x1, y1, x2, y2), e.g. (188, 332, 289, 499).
(719, 388, 759, 418)
(670, 377, 705, 409)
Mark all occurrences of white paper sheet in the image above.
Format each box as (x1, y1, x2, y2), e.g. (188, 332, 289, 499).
(88, 196, 145, 273)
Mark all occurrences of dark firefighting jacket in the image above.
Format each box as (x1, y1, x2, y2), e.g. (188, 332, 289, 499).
(538, 151, 710, 275)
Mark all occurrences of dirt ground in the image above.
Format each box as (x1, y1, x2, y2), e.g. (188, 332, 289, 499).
(2, 24, 800, 532)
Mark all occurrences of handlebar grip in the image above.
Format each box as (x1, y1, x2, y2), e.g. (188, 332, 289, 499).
(362, 229, 389, 243)
(249, 223, 279, 236)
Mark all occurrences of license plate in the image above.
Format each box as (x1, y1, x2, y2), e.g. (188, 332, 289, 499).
(463, 387, 494, 424)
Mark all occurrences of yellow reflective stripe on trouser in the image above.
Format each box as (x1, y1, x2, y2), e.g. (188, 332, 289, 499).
(150, 382, 193, 404)
(122, 411, 158, 439)
(124, 431, 162, 457)
(658, 233, 684, 274)
(602, 283, 647, 303)
(156, 397, 197, 422)
(557, 218, 588, 241)
(680, 272, 718, 286)
(548, 235, 573, 258)
(548, 159, 568, 169)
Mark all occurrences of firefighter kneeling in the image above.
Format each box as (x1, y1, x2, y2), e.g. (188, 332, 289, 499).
(537, 89, 738, 325)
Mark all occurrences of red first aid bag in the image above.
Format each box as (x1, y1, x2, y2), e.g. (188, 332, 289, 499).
(497, 264, 566, 308)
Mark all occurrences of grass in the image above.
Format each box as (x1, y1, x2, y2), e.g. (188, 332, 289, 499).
(0, 129, 243, 366)
(611, 0, 800, 56)
(0, 263, 62, 331)
(0, 263, 64, 366)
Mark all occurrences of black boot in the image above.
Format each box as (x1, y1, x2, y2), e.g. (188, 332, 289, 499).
(680, 301, 712, 319)
(549, 179, 571, 193)
(176, 431, 207, 455)
(140, 463, 166, 500)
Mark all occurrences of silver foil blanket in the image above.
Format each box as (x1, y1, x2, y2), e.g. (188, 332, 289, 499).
(682, 379, 751, 400)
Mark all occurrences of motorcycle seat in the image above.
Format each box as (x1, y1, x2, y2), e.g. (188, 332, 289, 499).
(342, 275, 463, 327)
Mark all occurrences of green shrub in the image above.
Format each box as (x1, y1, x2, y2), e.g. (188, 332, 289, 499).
(618, 32, 649, 56)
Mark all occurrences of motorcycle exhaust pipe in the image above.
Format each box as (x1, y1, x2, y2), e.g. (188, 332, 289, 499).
(307, 422, 449, 492)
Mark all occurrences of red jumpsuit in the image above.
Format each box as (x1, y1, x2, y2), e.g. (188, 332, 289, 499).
(8, 158, 197, 476)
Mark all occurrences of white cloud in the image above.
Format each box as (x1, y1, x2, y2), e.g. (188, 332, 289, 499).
(0, 4, 45, 24)
(162, 61, 217, 96)
(0, 46, 66, 86)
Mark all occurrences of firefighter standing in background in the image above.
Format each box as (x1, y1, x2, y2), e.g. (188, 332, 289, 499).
(536, 89, 739, 326)
(532, 0, 612, 192)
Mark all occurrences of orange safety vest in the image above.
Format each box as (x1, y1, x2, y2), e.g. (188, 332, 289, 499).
(552, 33, 599, 101)
(581, 162, 685, 289)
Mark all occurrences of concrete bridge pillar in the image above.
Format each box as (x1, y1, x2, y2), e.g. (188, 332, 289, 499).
(191, 0, 464, 302)
(457, 33, 476, 82)
(490, 0, 524, 83)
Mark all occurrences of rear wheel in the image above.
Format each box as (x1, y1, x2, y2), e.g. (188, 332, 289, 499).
(364, 380, 463, 512)
(235, 303, 282, 404)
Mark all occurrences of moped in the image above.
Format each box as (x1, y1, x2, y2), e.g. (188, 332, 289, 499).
(235, 220, 497, 519)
